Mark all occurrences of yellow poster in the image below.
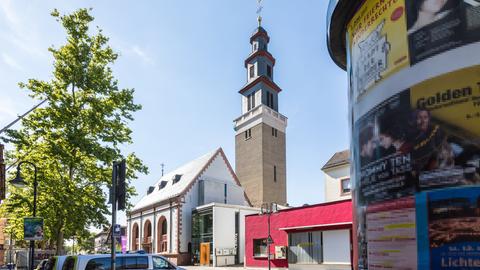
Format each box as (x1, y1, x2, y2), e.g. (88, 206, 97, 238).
(410, 65, 480, 137)
(347, 0, 409, 102)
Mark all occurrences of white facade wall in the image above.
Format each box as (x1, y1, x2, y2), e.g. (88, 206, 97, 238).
(324, 164, 351, 202)
(213, 207, 236, 267)
(322, 229, 351, 265)
(128, 206, 178, 254)
(238, 208, 257, 265)
(180, 180, 199, 254)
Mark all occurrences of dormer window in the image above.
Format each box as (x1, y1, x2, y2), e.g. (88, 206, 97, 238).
(147, 186, 155, 195)
(158, 181, 167, 190)
(172, 174, 182, 184)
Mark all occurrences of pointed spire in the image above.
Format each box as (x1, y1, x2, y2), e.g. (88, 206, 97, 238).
(257, 15, 262, 27)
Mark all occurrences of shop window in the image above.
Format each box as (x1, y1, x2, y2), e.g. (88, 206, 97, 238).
(288, 231, 323, 264)
(341, 178, 351, 195)
(253, 238, 268, 257)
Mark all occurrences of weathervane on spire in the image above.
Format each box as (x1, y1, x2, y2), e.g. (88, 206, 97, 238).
(256, 0, 263, 27)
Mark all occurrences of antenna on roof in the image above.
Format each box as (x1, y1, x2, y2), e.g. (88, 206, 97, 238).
(161, 163, 165, 176)
(256, 0, 263, 27)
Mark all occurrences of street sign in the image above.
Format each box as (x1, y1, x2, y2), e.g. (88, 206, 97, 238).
(267, 235, 273, 244)
(113, 224, 121, 237)
(24, 217, 44, 241)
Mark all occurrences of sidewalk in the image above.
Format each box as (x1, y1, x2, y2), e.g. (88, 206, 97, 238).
(179, 266, 246, 270)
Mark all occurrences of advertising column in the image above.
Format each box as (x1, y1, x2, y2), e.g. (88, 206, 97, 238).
(329, 0, 480, 269)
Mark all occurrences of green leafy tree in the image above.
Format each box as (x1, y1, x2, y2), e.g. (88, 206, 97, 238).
(0, 8, 147, 254)
(76, 231, 96, 254)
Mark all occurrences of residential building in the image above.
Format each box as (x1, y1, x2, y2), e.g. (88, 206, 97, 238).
(94, 230, 109, 254)
(233, 18, 287, 208)
(127, 148, 250, 265)
(322, 150, 351, 202)
(94, 226, 127, 253)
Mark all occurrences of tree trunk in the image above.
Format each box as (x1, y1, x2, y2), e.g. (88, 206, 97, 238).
(55, 225, 64, 255)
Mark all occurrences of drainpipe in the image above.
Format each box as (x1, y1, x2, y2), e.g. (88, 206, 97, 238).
(169, 199, 173, 253)
(153, 207, 156, 254)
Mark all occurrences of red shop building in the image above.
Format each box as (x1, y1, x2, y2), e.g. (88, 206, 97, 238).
(245, 199, 353, 270)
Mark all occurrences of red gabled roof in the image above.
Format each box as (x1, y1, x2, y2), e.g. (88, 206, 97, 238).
(239, 76, 282, 94)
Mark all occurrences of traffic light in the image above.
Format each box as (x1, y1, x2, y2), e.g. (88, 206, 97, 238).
(109, 159, 126, 210)
(116, 160, 126, 211)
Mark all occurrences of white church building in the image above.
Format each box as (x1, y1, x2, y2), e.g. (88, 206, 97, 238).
(127, 148, 253, 265)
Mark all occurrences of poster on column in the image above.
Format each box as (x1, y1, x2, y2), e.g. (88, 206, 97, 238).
(366, 197, 417, 270)
(354, 64, 480, 205)
(409, 64, 480, 190)
(416, 186, 480, 269)
(406, 0, 480, 64)
(348, 0, 410, 102)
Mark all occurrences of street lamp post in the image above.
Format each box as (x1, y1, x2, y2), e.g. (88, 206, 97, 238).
(261, 203, 278, 270)
(10, 161, 38, 270)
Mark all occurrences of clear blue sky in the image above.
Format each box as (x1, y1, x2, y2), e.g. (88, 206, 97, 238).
(0, 0, 349, 226)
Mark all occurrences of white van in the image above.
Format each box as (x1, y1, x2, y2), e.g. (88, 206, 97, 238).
(61, 254, 184, 270)
(45, 256, 67, 270)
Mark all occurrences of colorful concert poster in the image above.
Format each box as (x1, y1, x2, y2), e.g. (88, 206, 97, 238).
(416, 186, 480, 269)
(348, 0, 410, 102)
(410, 65, 480, 190)
(354, 65, 480, 205)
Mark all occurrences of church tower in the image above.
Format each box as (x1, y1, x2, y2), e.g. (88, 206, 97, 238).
(234, 18, 287, 207)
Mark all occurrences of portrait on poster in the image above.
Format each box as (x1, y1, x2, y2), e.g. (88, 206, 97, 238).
(354, 90, 417, 204)
(410, 65, 480, 190)
(406, 0, 480, 64)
